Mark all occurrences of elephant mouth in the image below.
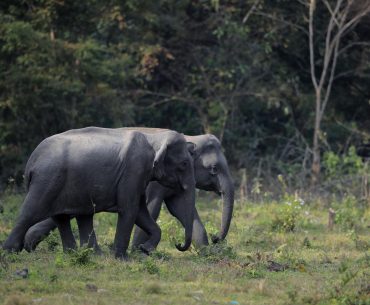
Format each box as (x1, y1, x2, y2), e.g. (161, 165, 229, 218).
(196, 182, 221, 194)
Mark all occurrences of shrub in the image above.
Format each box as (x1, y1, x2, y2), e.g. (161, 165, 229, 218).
(68, 247, 94, 266)
(333, 195, 364, 231)
(271, 176, 304, 232)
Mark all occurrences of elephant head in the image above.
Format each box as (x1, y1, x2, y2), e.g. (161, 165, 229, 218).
(189, 134, 235, 243)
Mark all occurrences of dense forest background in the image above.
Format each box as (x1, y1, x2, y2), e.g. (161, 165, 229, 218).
(1, 0, 370, 197)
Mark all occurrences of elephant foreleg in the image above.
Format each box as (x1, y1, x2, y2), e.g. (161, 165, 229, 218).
(131, 197, 162, 250)
(134, 195, 161, 254)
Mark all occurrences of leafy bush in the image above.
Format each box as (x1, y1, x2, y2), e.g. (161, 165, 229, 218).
(323, 146, 364, 178)
(195, 241, 237, 262)
(271, 176, 304, 232)
(141, 257, 160, 275)
(69, 247, 94, 266)
(332, 195, 364, 231)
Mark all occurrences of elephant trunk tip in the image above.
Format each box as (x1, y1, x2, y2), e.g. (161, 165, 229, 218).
(175, 241, 191, 252)
(211, 234, 222, 244)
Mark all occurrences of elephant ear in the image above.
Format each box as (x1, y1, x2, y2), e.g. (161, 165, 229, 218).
(153, 141, 167, 179)
(187, 142, 196, 156)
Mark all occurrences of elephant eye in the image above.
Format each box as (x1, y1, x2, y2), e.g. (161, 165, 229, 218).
(210, 165, 218, 175)
(179, 160, 188, 171)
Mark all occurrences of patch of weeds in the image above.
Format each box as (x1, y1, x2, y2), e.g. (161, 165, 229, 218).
(347, 230, 369, 251)
(45, 231, 60, 251)
(0, 249, 10, 271)
(140, 257, 160, 275)
(150, 250, 171, 261)
(333, 195, 365, 231)
(204, 221, 218, 240)
(302, 236, 312, 248)
(159, 217, 183, 246)
(54, 251, 68, 268)
(327, 262, 361, 304)
(49, 273, 58, 283)
(195, 241, 236, 262)
(271, 176, 304, 232)
(244, 268, 264, 279)
(54, 247, 94, 267)
(69, 247, 94, 266)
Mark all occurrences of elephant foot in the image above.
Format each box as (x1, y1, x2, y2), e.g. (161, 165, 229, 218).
(2, 240, 23, 253)
(93, 247, 103, 256)
(211, 234, 221, 244)
(115, 251, 129, 261)
(138, 243, 154, 256)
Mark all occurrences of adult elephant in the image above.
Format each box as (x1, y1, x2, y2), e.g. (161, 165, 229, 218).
(24, 129, 234, 251)
(3, 127, 196, 259)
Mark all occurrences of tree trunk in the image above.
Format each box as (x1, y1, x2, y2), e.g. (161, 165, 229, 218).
(312, 91, 321, 185)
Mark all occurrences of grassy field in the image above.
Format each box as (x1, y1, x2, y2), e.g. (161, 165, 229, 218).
(0, 192, 369, 305)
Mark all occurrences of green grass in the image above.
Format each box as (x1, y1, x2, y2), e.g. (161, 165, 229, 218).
(0, 193, 369, 305)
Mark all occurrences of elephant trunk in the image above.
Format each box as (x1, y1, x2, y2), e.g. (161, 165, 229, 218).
(212, 172, 234, 243)
(175, 223, 193, 251)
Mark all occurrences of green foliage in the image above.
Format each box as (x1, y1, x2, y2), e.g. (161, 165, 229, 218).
(55, 247, 94, 267)
(271, 176, 304, 232)
(68, 247, 94, 266)
(141, 257, 160, 275)
(44, 231, 60, 251)
(323, 146, 366, 179)
(195, 241, 236, 262)
(159, 217, 183, 246)
(333, 195, 364, 231)
(0, 0, 369, 189)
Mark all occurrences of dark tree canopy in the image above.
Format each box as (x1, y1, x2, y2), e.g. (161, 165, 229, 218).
(1, 0, 369, 190)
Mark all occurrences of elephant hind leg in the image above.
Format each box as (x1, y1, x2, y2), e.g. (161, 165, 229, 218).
(76, 215, 101, 254)
(192, 208, 209, 248)
(53, 214, 76, 252)
(24, 218, 58, 252)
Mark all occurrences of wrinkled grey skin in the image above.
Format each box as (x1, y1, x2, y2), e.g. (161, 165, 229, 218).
(3, 127, 195, 258)
(24, 130, 233, 251)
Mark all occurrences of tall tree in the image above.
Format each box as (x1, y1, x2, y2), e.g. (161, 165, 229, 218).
(307, 0, 370, 183)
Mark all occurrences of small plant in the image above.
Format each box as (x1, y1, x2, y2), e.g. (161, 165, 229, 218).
(68, 247, 94, 266)
(141, 257, 160, 275)
(196, 240, 236, 262)
(302, 237, 311, 248)
(45, 231, 60, 251)
(150, 250, 171, 261)
(159, 217, 183, 246)
(272, 176, 304, 232)
(54, 252, 68, 268)
(0, 249, 10, 275)
(333, 195, 364, 231)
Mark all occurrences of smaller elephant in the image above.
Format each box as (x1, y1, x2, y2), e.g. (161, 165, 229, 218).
(4, 127, 196, 259)
(24, 131, 234, 252)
